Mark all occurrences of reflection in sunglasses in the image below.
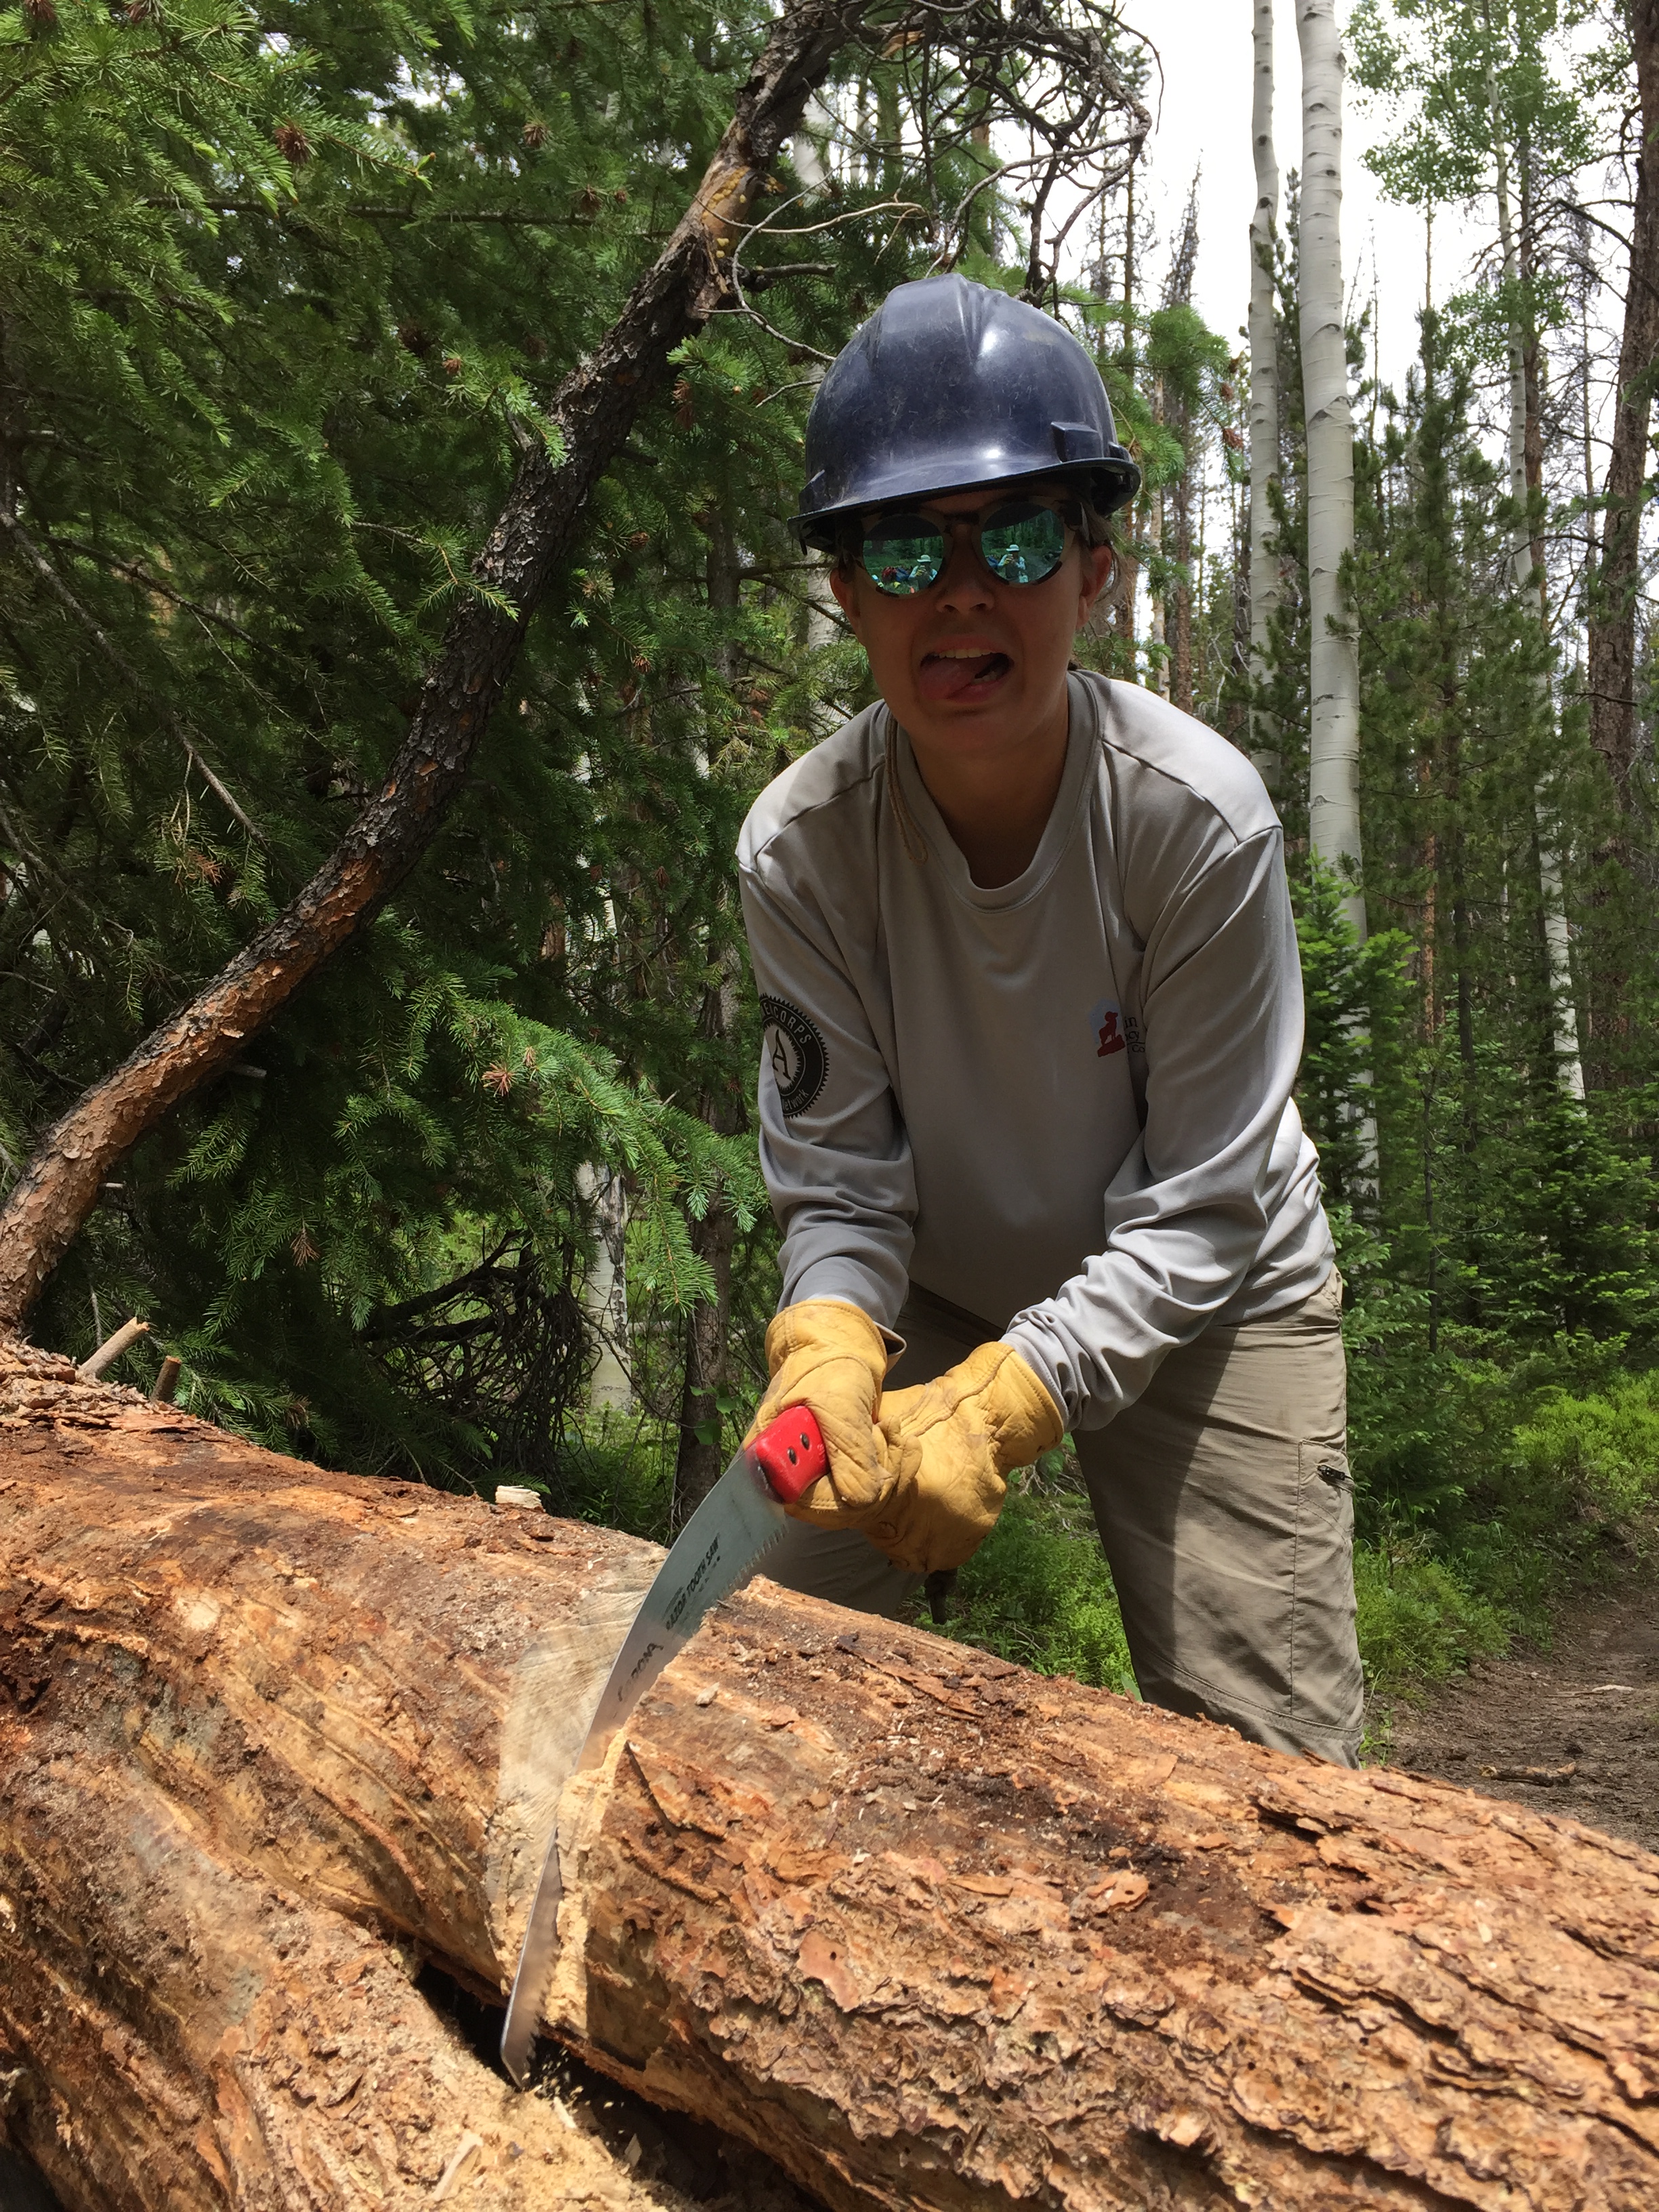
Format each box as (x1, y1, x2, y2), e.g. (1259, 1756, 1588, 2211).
(857, 500, 1073, 596)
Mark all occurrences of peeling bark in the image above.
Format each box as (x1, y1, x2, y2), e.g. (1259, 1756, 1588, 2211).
(0, 0, 870, 1330)
(0, 1336, 683, 2209)
(548, 1590, 1659, 2211)
(3, 1336, 1659, 2211)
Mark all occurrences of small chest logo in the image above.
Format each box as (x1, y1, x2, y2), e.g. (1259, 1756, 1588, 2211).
(760, 995, 828, 1118)
(1088, 996, 1142, 1061)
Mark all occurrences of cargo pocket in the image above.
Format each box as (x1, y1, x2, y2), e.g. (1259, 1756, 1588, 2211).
(1303, 1441, 1353, 1514)
(1291, 1441, 1364, 1745)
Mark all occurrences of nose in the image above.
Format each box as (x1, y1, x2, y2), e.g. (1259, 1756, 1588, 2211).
(933, 520, 996, 611)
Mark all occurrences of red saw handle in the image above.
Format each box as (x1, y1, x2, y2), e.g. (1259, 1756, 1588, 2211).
(751, 1404, 829, 1504)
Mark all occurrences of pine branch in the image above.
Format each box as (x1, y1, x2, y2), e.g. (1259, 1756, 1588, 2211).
(0, 509, 264, 842)
(0, 0, 876, 1330)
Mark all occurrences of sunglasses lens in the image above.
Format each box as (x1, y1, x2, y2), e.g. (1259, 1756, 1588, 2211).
(861, 515, 945, 595)
(980, 502, 1069, 586)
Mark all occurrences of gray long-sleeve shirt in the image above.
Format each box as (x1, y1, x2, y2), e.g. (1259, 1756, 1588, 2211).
(736, 670, 1334, 1431)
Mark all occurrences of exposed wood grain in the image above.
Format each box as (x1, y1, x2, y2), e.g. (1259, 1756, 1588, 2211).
(0, 1334, 679, 2208)
(3, 1333, 1658, 2211)
(547, 1584, 1659, 2209)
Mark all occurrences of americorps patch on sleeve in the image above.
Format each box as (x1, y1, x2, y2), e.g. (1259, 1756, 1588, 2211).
(760, 994, 828, 1118)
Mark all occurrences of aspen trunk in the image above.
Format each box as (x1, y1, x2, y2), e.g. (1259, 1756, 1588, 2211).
(1248, 0, 1283, 787)
(4, 1335, 1659, 2211)
(1162, 182, 1200, 722)
(1296, 0, 1365, 940)
(1483, 49, 1586, 1101)
(1297, 0, 1376, 1189)
(578, 1163, 634, 1414)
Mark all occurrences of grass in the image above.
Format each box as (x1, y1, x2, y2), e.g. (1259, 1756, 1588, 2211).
(1351, 1539, 1509, 1698)
(932, 1452, 1136, 1694)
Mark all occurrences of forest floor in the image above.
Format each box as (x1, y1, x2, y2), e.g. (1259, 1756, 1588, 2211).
(1378, 1555, 1659, 1856)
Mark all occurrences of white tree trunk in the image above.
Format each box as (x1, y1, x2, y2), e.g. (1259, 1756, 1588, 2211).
(1485, 55, 1586, 1099)
(1538, 839, 1586, 1099)
(1146, 464, 1168, 697)
(577, 1162, 633, 1412)
(1296, 0, 1366, 941)
(1248, 0, 1283, 788)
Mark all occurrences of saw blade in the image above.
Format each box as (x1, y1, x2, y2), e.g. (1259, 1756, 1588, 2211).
(499, 1419, 819, 2086)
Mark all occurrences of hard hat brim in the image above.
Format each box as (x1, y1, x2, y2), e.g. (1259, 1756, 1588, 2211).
(791, 452, 1141, 554)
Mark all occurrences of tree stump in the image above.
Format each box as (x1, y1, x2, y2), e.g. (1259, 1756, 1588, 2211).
(3, 1334, 1658, 2210)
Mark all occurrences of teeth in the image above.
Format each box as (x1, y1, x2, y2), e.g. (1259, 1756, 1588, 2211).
(932, 648, 998, 659)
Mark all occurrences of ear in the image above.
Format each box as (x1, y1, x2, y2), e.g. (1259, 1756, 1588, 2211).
(1074, 541, 1115, 628)
(827, 561, 865, 640)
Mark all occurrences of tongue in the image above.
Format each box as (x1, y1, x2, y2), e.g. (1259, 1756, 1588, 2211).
(917, 651, 1009, 703)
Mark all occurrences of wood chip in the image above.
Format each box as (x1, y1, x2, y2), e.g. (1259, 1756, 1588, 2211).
(431, 2129, 482, 2200)
(1086, 1870, 1150, 1911)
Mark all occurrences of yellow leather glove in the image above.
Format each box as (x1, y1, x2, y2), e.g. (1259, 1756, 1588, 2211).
(866, 1341, 1063, 1574)
(745, 1299, 895, 1525)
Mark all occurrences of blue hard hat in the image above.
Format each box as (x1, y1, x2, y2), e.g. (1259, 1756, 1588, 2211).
(793, 273, 1141, 551)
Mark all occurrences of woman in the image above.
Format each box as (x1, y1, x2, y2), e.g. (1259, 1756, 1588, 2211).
(738, 274, 1361, 1764)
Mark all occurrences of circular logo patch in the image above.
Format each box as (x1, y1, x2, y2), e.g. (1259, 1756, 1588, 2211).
(760, 995, 827, 1119)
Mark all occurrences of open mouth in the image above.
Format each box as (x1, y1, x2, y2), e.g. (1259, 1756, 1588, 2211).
(917, 648, 1012, 703)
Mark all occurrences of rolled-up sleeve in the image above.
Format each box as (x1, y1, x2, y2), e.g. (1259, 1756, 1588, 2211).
(739, 854, 916, 1328)
(1003, 826, 1311, 1429)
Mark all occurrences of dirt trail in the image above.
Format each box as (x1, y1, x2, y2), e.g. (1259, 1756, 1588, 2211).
(1382, 1572, 1659, 1853)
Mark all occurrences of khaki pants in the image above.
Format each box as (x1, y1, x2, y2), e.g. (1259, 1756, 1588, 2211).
(760, 1271, 1364, 1765)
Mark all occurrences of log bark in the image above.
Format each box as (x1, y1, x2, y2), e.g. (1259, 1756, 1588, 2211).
(0, 1336, 691, 2211)
(3, 1336, 1659, 2211)
(0, 0, 869, 1331)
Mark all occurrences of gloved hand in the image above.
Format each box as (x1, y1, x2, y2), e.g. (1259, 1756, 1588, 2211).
(865, 1341, 1063, 1574)
(745, 1300, 895, 1525)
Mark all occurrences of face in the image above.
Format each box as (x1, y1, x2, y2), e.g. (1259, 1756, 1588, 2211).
(827, 482, 1114, 771)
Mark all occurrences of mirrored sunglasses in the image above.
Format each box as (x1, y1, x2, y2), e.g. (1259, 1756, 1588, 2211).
(856, 498, 1073, 596)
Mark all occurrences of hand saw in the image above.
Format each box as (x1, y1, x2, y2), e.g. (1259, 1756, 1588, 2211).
(499, 1401, 827, 2085)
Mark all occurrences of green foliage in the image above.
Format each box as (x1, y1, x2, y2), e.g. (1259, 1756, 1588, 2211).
(1292, 861, 1413, 1210)
(935, 1454, 1136, 1692)
(1513, 1371, 1659, 1538)
(553, 1412, 680, 1542)
(1352, 1538, 1510, 1698)
(1349, 0, 1595, 221)
(0, 0, 941, 1477)
(5, 0, 1656, 1731)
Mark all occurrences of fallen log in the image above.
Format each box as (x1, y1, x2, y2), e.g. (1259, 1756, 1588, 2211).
(2, 1337, 1658, 2211)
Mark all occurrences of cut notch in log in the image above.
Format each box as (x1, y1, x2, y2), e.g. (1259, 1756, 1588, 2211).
(1, 1332, 1658, 2211)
